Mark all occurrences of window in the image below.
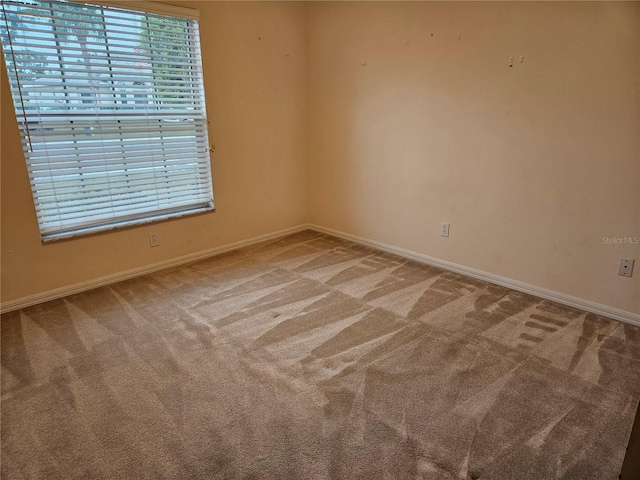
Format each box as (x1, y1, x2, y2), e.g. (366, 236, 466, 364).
(1, 0, 214, 241)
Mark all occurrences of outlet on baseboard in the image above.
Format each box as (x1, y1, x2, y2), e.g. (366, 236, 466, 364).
(440, 222, 450, 237)
(618, 258, 634, 277)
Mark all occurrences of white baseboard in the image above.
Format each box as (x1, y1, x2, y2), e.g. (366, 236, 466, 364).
(0, 224, 311, 314)
(4, 223, 639, 327)
(309, 224, 640, 327)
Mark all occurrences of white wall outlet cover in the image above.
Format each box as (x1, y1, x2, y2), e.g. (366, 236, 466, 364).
(149, 233, 160, 247)
(441, 222, 450, 237)
(618, 258, 635, 277)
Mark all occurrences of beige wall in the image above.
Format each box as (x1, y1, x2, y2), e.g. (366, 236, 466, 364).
(307, 2, 640, 314)
(1, 1, 309, 302)
(2, 1, 639, 317)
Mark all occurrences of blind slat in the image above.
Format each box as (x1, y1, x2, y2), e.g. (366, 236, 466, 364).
(1, 0, 200, 22)
(38, 203, 213, 238)
(36, 188, 214, 216)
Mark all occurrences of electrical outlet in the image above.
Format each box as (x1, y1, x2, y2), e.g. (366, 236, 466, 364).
(618, 258, 634, 277)
(149, 233, 159, 247)
(441, 222, 450, 237)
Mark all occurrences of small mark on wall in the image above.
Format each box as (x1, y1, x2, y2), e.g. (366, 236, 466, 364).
(284, 53, 290, 58)
(361, 61, 368, 67)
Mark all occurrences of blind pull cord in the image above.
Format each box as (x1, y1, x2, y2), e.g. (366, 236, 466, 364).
(207, 120, 214, 153)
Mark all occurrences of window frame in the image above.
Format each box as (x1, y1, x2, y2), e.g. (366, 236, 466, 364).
(1, 0, 214, 242)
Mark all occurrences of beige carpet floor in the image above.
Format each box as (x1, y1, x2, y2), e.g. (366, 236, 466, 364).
(2, 230, 640, 479)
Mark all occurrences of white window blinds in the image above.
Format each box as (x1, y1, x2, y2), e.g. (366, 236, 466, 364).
(1, 0, 214, 241)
